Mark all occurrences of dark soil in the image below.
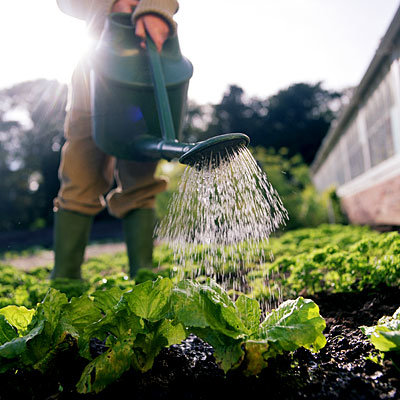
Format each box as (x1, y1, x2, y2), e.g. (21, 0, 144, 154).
(1, 285, 399, 400)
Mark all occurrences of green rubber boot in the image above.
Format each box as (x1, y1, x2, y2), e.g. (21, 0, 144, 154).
(51, 209, 93, 280)
(123, 208, 155, 278)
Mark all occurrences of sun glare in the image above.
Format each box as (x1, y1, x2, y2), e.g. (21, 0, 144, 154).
(41, 5, 93, 84)
(1, 2, 92, 88)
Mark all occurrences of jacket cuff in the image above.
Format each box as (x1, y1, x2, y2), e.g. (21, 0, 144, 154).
(132, 0, 179, 36)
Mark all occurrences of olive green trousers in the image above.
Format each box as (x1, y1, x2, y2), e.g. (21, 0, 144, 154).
(53, 59, 167, 218)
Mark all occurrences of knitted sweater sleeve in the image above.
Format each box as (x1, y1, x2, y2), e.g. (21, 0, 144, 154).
(132, 0, 179, 36)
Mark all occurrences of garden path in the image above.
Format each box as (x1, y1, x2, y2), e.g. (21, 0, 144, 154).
(1, 242, 126, 271)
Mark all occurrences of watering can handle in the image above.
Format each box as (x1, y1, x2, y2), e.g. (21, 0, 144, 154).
(146, 35, 177, 142)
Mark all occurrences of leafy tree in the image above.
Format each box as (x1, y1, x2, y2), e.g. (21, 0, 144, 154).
(207, 85, 264, 141)
(258, 82, 341, 164)
(207, 83, 342, 164)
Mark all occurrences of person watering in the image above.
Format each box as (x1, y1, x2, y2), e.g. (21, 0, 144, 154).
(52, 0, 179, 279)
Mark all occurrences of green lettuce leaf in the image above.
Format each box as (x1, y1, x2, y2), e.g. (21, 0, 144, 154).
(172, 279, 245, 339)
(201, 280, 246, 339)
(0, 288, 101, 373)
(0, 315, 18, 345)
(361, 306, 400, 352)
(0, 306, 35, 334)
(61, 296, 102, 333)
(241, 340, 270, 375)
(260, 297, 326, 353)
(122, 277, 173, 322)
(0, 289, 68, 371)
(0, 321, 45, 372)
(132, 319, 186, 372)
(235, 295, 261, 335)
(192, 327, 244, 373)
(77, 338, 135, 394)
(172, 280, 209, 328)
(79, 308, 144, 359)
(91, 287, 125, 314)
(78, 277, 185, 392)
(236, 297, 326, 376)
(31, 288, 69, 332)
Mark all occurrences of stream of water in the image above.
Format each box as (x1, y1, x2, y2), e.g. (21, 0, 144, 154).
(156, 145, 288, 309)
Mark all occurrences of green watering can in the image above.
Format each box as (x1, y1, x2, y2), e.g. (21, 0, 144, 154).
(91, 12, 249, 167)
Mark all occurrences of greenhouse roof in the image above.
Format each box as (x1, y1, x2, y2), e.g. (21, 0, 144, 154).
(311, 5, 400, 174)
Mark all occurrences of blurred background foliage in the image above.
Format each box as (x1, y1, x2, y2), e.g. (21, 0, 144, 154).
(0, 78, 348, 240)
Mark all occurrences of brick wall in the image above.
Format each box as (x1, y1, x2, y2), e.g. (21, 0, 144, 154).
(341, 174, 400, 226)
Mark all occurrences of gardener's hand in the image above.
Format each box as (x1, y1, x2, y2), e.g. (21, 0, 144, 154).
(111, 0, 170, 52)
(135, 14, 170, 52)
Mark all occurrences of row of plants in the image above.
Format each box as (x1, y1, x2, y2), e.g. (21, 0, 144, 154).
(0, 224, 399, 309)
(155, 224, 400, 299)
(0, 277, 326, 394)
(0, 224, 398, 394)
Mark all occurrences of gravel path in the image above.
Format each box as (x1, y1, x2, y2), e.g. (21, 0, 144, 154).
(1, 242, 126, 271)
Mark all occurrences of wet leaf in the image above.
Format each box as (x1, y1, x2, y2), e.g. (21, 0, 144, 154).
(123, 277, 173, 321)
(0, 315, 17, 345)
(260, 297, 327, 353)
(361, 306, 400, 352)
(235, 295, 261, 335)
(77, 338, 134, 394)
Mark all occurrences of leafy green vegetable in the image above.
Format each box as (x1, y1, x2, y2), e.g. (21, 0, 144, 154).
(0, 305, 35, 333)
(77, 278, 186, 393)
(172, 280, 326, 375)
(260, 297, 327, 353)
(122, 277, 173, 322)
(0, 288, 101, 373)
(0, 276, 326, 393)
(235, 295, 261, 334)
(240, 297, 327, 375)
(131, 319, 186, 372)
(361, 306, 400, 352)
(1, 225, 399, 310)
(77, 338, 134, 394)
(0, 315, 18, 344)
(91, 286, 125, 314)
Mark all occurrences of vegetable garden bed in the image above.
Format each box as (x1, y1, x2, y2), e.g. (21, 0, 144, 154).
(0, 225, 399, 399)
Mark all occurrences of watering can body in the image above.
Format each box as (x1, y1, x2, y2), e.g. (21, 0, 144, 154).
(91, 12, 193, 161)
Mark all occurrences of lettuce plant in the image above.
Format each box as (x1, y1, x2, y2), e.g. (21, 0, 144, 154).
(0, 289, 101, 373)
(172, 279, 326, 375)
(0, 277, 326, 394)
(77, 278, 187, 393)
(361, 306, 400, 353)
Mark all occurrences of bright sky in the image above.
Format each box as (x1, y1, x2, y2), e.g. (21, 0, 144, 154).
(1, 0, 399, 104)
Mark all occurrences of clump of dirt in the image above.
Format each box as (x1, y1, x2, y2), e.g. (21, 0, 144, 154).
(1, 285, 399, 399)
